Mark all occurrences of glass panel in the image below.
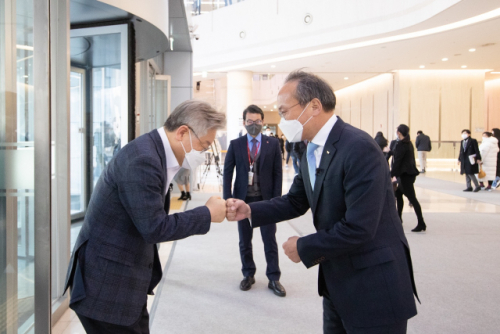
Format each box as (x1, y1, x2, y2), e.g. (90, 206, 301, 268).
(1, 0, 36, 331)
(92, 66, 122, 187)
(70, 70, 85, 214)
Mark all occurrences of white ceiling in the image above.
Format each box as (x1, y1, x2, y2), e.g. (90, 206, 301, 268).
(197, 0, 500, 91)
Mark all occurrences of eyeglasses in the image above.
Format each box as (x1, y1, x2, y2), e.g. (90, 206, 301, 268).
(278, 102, 301, 119)
(245, 120, 263, 125)
(188, 126, 210, 153)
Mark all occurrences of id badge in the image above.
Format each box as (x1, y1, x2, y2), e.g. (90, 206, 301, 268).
(248, 171, 254, 185)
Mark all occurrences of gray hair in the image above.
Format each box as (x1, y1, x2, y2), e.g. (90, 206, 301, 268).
(164, 100, 226, 136)
(284, 70, 336, 112)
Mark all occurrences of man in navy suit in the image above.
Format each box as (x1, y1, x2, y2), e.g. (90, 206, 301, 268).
(223, 105, 286, 297)
(64, 100, 227, 333)
(227, 71, 418, 333)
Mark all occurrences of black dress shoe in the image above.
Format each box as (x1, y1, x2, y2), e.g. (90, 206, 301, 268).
(411, 224, 427, 232)
(473, 187, 481, 192)
(463, 188, 473, 192)
(240, 277, 255, 291)
(186, 192, 192, 200)
(268, 280, 286, 297)
(178, 191, 187, 200)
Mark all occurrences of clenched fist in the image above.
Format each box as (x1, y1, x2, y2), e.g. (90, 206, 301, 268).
(205, 196, 226, 223)
(226, 198, 251, 221)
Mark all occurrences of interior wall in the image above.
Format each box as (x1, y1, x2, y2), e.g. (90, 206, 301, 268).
(164, 52, 193, 111)
(335, 74, 394, 139)
(485, 79, 500, 131)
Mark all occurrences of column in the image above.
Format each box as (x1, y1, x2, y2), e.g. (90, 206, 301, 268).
(226, 71, 253, 141)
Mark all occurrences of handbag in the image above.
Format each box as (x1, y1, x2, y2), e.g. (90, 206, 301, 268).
(478, 165, 486, 179)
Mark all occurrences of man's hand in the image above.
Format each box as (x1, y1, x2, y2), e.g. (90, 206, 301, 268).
(283, 236, 301, 263)
(226, 198, 251, 221)
(205, 196, 226, 223)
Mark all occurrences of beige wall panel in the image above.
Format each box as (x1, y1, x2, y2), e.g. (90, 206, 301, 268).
(485, 79, 500, 130)
(360, 92, 374, 135)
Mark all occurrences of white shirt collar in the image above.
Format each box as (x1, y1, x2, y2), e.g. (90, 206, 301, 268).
(157, 127, 180, 169)
(311, 114, 338, 147)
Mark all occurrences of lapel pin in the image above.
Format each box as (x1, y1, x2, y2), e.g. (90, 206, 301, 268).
(267, 141, 269, 144)
(327, 151, 330, 154)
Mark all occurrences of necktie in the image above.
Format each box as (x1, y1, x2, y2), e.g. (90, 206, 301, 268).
(251, 138, 257, 163)
(463, 139, 467, 150)
(307, 142, 319, 190)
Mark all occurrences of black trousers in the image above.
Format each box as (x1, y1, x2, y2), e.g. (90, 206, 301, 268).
(323, 293, 407, 334)
(395, 174, 424, 223)
(238, 196, 281, 281)
(77, 304, 149, 334)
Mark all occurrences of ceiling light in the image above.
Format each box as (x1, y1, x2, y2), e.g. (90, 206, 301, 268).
(193, 72, 202, 76)
(469, 48, 476, 52)
(491, 72, 500, 74)
(239, 31, 246, 39)
(344, 77, 349, 80)
(442, 58, 448, 61)
(271, 65, 276, 68)
(419, 65, 425, 68)
(304, 14, 313, 25)
(264, 106, 267, 108)
(274, 105, 277, 108)
(461, 65, 467, 68)
(209, 8, 500, 72)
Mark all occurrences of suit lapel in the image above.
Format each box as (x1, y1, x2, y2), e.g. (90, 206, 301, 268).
(150, 130, 168, 197)
(311, 118, 345, 213)
(241, 136, 250, 172)
(259, 135, 268, 171)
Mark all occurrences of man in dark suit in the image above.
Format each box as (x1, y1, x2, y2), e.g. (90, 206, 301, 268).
(415, 130, 432, 173)
(458, 129, 482, 192)
(223, 105, 285, 297)
(227, 71, 418, 333)
(64, 100, 227, 333)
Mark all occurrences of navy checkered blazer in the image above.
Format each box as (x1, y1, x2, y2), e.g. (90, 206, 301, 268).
(63, 129, 211, 326)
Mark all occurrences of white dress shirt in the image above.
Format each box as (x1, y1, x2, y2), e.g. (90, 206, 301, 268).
(157, 127, 181, 194)
(309, 114, 338, 167)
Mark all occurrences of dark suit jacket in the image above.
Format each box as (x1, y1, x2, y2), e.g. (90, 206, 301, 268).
(249, 118, 418, 328)
(458, 137, 482, 175)
(293, 141, 307, 160)
(223, 135, 282, 200)
(391, 140, 420, 177)
(415, 134, 432, 151)
(64, 130, 211, 326)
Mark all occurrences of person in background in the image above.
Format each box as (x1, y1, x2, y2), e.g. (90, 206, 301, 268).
(478, 132, 499, 191)
(175, 167, 192, 200)
(492, 128, 500, 189)
(291, 141, 307, 175)
(374, 131, 388, 151)
(278, 134, 285, 160)
(391, 124, 426, 232)
(415, 130, 432, 173)
(458, 129, 482, 192)
(285, 139, 292, 169)
(223, 105, 286, 297)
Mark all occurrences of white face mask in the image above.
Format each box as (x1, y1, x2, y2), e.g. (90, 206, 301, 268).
(180, 130, 206, 170)
(278, 102, 312, 142)
(462, 134, 469, 140)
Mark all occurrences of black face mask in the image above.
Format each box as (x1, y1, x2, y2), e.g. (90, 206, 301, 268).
(246, 124, 262, 137)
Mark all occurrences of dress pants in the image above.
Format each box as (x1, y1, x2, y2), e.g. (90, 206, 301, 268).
(465, 173, 479, 188)
(417, 151, 427, 170)
(238, 196, 280, 280)
(77, 303, 149, 334)
(323, 293, 407, 334)
(395, 174, 424, 223)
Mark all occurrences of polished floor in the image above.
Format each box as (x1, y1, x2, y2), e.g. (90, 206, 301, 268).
(54, 159, 500, 333)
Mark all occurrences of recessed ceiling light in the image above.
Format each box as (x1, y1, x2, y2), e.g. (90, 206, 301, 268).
(469, 48, 476, 52)
(461, 65, 467, 68)
(419, 65, 425, 68)
(344, 77, 349, 80)
(491, 72, 500, 74)
(264, 106, 267, 108)
(442, 58, 448, 61)
(273, 105, 277, 108)
(271, 65, 276, 68)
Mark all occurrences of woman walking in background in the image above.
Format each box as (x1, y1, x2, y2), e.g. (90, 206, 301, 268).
(479, 132, 499, 190)
(492, 128, 500, 189)
(391, 124, 426, 232)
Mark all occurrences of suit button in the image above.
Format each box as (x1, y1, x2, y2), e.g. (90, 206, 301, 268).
(149, 263, 153, 269)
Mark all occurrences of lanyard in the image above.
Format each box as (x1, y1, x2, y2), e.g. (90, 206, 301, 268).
(247, 141, 260, 170)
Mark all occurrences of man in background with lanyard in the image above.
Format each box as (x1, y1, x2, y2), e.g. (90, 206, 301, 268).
(223, 105, 286, 297)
